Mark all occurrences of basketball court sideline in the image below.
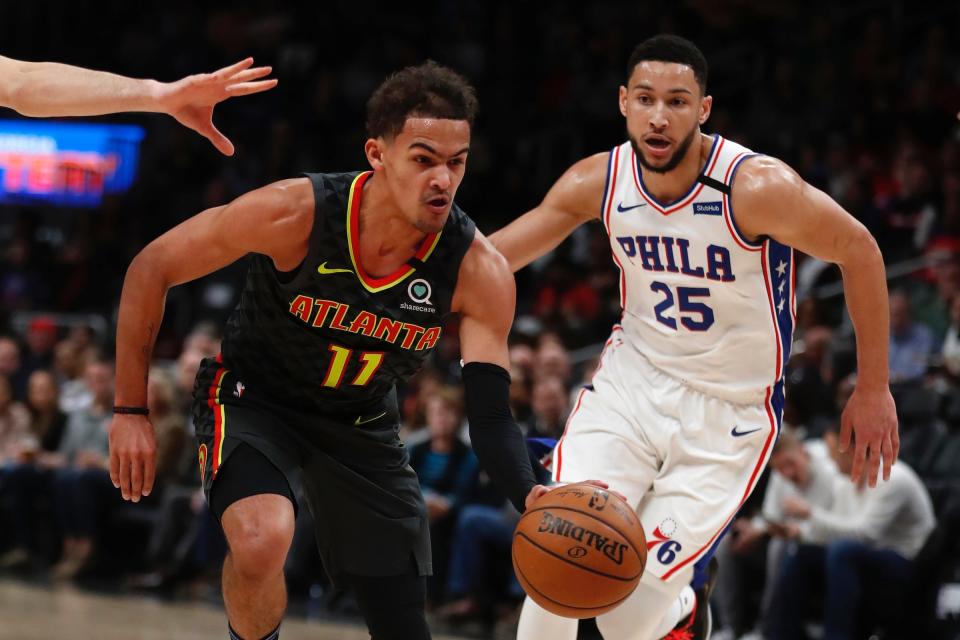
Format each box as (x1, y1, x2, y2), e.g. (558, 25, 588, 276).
(0, 579, 468, 640)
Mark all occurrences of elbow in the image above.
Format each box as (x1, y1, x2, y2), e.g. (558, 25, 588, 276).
(125, 245, 171, 293)
(838, 227, 883, 270)
(1, 78, 25, 114)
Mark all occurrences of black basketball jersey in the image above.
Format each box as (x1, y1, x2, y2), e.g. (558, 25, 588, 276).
(220, 171, 476, 415)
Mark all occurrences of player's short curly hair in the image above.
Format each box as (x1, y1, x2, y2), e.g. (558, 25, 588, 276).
(366, 60, 477, 139)
(627, 35, 708, 94)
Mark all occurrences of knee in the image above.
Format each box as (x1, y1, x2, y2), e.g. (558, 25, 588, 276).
(225, 515, 293, 580)
(826, 539, 863, 566)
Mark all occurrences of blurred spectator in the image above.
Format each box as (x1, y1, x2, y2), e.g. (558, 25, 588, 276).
(768, 423, 936, 639)
(532, 339, 572, 385)
(21, 317, 59, 380)
(523, 376, 569, 439)
(889, 290, 935, 384)
(0, 337, 26, 400)
(147, 368, 188, 489)
(714, 429, 839, 638)
(942, 294, 960, 377)
(408, 387, 477, 604)
(0, 375, 31, 462)
(53, 340, 92, 414)
(0, 359, 112, 571)
(24, 370, 67, 457)
(508, 365, 532, 425)
(47, 359, 115, 579)
(910, 237, 960, 340)
(784, 325, 835, 430)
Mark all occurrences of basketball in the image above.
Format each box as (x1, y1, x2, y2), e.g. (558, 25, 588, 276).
(512, 482, 647, 618)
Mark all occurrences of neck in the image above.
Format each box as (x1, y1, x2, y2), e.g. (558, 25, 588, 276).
(640, 132, 711, 204)
(359, 177, 427, 277)
(430, 437, 455, 453)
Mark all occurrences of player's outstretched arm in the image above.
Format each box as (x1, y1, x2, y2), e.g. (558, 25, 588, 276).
(0, 56, 276, 155)
(110, 178, 313, 503)
(732, 157, 897, 488)
(453, 236, 544, 511)
(488, 153, 607, 272)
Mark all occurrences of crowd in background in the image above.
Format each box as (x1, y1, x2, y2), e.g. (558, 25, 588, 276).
(1, 1, 960, 638)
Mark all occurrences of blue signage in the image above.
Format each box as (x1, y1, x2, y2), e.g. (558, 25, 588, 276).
(0, 119, 145, 207)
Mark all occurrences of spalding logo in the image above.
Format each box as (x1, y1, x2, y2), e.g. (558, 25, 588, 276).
(538, 511, 628, 564)
(567, 546, 588, 559)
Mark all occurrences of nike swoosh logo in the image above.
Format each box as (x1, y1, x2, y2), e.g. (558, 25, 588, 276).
(354, 411, 387, 426)
(731, 425, 763, 437)
(616, 202, 647, 212)
(317, 261, 354, 275)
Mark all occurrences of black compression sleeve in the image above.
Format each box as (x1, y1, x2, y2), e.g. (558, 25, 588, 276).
(462, 361, 540, 512)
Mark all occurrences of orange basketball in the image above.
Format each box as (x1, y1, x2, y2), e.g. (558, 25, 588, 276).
(512, 482, 647, 618)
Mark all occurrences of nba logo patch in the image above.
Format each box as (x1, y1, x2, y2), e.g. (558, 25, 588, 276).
(693, 202, 722, 216)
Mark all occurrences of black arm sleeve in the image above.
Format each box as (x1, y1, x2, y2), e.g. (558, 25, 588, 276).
(462, 361, 541, 512)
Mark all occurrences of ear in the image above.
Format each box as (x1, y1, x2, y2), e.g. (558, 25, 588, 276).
(618, 85, 628, 118)
(699, 95, 713, 126)
(365, 138, 386, 171)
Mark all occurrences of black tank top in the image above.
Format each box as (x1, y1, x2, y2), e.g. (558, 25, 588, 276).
(221, 171, 476, 414)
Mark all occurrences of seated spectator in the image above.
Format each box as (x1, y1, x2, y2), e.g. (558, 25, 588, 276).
(714, 429, 839, 638)
(408, 387, 477, 604)
(942, 294, 960, 377)
(0, 336, 26, 400)
(54, 339, 91, 414)
(767, 423, 936, 639)
(523, 376, 569, 438)
(0, 374, 31, 462)
(47, 358, 116, 579)
(23, 370, 67, 458)
(889, 290, 935, 384)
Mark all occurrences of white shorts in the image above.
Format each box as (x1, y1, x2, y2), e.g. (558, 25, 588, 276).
(552, 327, 782, 582)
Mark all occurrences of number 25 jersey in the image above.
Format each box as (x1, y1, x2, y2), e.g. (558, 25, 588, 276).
(601, 135, 795, 404)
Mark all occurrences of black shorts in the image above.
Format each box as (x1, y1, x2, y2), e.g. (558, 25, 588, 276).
(192, 356, 431, 580)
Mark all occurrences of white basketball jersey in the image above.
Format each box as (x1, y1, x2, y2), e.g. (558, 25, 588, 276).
(600, 134, 795, 403)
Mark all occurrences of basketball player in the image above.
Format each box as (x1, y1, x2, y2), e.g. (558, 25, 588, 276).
(492, 35, 899, 640)
(108, 62, 547, 640)
(0, 56, 276, 155)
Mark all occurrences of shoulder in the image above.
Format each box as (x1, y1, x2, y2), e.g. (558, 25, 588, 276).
(453, 233, 515, 316)
(544, 152, 613, 220)
(732, 156, 804, 205)
(458, 233, 513, 291)
(236, 177, 315, 234)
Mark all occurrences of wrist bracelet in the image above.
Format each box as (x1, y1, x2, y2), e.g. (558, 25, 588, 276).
(112, 406, 149, 416)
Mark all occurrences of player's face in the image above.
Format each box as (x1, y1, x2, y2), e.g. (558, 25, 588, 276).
(619, 61, 712, 174)
(368, 117, 470, 234)
(770, 448, 810, 488)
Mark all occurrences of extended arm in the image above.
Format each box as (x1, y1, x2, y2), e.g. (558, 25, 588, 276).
(488, 153, 607, 272)
(453, 236, 541, 511)
(110, 178, 313, 501)
(734, 158, 897, 486)
(0, 56, 276, 155)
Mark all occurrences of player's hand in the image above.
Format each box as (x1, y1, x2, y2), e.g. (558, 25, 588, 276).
(730, 518, 764, 554)
(840, 384, 899, 487)
(524, 480, 627, 511)
(767, 521, 800, 540)
(108, 414, 157, 502)
(781, 494, 811, 519)
(159, 57, 278, 156)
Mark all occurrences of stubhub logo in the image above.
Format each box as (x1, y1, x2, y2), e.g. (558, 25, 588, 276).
(693, 202, 722, 216)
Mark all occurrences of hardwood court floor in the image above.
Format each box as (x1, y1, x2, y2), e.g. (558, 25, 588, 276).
(0, 579, 469, 640)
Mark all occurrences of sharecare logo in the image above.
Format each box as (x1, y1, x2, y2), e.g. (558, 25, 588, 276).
(537, 511, 628, 564)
